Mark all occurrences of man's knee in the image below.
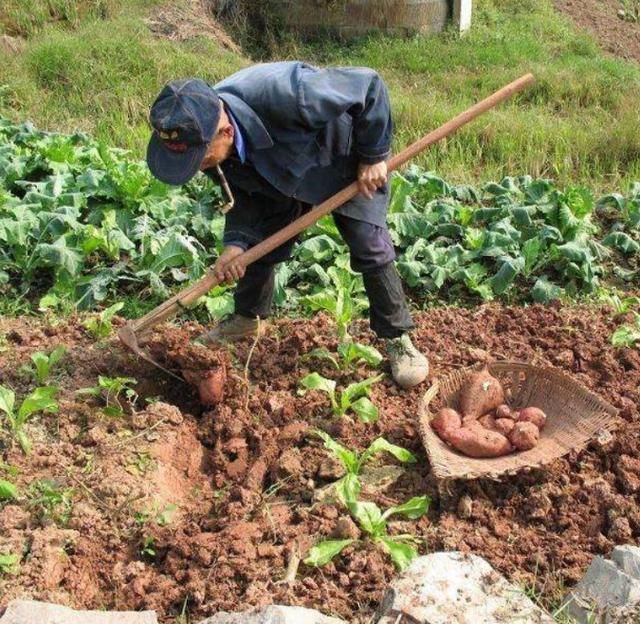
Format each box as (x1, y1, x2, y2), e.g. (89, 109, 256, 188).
(333, 215, 396, 273)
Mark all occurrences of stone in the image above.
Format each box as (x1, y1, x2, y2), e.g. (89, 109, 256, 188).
(197, 605, 346, 624)
(0, 601, 157, 624)
(563, 552, 640, 623)
(612, 545, 640, 580)
(374, 552, 554, 624)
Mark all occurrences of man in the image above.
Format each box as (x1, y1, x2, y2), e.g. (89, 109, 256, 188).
(146, 61, 428, 388)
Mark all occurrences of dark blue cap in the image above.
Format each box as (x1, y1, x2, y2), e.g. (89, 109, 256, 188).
(146, 79, 221, 186)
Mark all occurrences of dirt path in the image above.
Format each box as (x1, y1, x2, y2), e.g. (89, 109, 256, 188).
(0, 304, 639, 621)
(554, 0, 640, 63)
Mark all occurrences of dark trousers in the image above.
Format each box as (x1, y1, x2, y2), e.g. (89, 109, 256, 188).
(234, 212, 414, 339)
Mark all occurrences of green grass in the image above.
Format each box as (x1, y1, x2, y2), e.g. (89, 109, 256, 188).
(0, 0, 248, 152)
(0, 0, 639, 190)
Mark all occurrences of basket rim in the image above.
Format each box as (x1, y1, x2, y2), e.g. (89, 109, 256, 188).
(419, 360, 619, 481)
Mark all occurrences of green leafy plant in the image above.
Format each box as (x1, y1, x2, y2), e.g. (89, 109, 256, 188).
(305, 495, 430, 571)
(299, 267, 367, 339)
(611, 312, 640, 348)
(29, 345, 66, 384)
(0, 553, 20, 576)
(299, 372, 384, 423)
(141, 535, 156, 557)
(315, 430, 416, 503)
(76, 375, 138, 417)
(27, 479, 74, 525)
(0, 385, 59, 453)
(83, 301, 124, 338)
(605, 294, 640, 315)
(0, 479, 18, 501)
(307, 340, 382, 371)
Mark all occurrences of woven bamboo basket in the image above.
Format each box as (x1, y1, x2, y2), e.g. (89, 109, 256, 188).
(419, 361, 618, 481)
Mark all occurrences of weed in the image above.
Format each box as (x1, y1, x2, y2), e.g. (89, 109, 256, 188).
(611, 312, 640, 348)
(0, 478, 17, 501)
(299, 372, 384, 423)
(76, 375, 138, 417)
(126, 451, 153, 477)
(0, 553, 19, 575)
(29, 345, 66, 384)
(83, 302, 123, 339)
(27, 479, 74, 525)
(140, 535, 156, 558)
(0, 385, 59, 453)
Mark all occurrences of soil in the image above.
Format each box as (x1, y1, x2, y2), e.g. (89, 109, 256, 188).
(1, 303, 640, 622)
(554, 0, 640, 63)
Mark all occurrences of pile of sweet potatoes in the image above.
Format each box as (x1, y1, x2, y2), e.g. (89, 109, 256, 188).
(431, 365, 547, 458)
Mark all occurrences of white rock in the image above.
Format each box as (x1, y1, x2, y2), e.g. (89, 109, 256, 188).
(564, 552, 640, 623)
(375, 551, 554, 624)
(0, 601, 157, 624)
(197, 605, 346, 624)
(612, 545, 640, 581)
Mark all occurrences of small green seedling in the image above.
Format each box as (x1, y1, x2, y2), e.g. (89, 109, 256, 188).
(83, 301, 124, 339)
(0, 553, 19, 576)
(605, 294, 640, 315)
(305, 495, 430, 571)
(299, 373, 384, 423)
(0, 385, 59, 453)
(315, 430, 416, 503)
(611, 312, 640, 348)
(141, 535, 156, 557)
(0, 479, 18, 501)
(77, 375, 138, 417)
(29, 345, 66, 384)
(308, 340, 382, 371)
(27, 479, 74, 525)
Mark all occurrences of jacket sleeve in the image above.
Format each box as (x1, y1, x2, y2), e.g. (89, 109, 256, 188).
(297, 66, 393, 165)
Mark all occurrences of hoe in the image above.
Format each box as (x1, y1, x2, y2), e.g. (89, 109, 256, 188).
(118, 74, 535, 377)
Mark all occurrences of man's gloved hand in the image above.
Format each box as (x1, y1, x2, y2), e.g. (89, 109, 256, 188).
(213, 245, 245, 284)
(357, 161, 388, 199)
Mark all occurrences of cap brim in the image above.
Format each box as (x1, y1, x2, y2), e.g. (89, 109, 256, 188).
(146, 132, 208, 186)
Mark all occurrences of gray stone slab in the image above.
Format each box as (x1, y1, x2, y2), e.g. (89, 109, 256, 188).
(198, 605, 346, 624)
(375, 551, 553, 624)
(612, 545, 640, 581)
(0, 601, 158, 624)
(564, 554, 640, 623)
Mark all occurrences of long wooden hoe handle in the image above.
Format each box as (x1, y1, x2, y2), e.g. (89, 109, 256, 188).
(120, 73, 535, 345)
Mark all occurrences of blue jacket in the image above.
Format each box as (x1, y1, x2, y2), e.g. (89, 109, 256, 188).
(212, 61, 393, 249)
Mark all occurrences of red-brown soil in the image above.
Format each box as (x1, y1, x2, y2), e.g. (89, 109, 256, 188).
(1, 303, 639, 622)
(555, 0, 640, 63)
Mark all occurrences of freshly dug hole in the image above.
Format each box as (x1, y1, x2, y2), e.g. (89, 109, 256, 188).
(146, 328, 229, 406)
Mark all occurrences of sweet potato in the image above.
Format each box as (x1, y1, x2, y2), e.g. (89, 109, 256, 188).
(478, 414, 497, 429)
(518, 407, 547, 430)
(479, 414, 515, 437)
(495, 418, 515, 436)
(183, 366, 226, 406)
(431, 407, 462, 437)
(444, 426, 513, 458)
(459, 365, 505, 420)
(509, 422, 540, 451)
(495, 404, 515, 420)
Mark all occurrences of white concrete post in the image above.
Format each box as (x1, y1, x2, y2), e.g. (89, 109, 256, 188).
(453, 0, 473, 33)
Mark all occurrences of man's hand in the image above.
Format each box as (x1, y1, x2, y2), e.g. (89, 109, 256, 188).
(213, 245, 245, 284)
(357, 161, 388, 199)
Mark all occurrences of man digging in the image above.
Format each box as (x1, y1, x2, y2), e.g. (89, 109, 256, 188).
(146, 61, 428, 388)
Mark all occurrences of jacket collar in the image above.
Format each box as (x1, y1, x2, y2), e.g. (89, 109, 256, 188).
(218, 93, 274, 151)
